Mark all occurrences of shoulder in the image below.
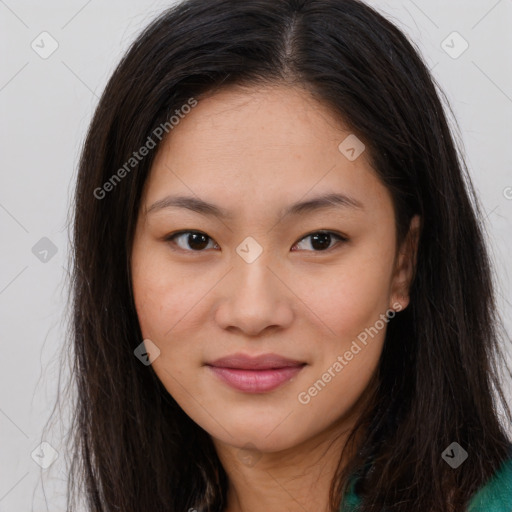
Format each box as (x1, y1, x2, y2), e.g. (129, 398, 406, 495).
(340, 456, 512, 512)
(467, 456, 512, 512)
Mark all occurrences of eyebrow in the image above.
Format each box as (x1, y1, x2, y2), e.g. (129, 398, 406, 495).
(146, 192, 364, 219)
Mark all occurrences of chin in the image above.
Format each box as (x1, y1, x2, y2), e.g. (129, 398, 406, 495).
(209, 416, 307, 454)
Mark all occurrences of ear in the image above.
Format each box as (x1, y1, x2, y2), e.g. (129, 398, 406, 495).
(390, 214, 421, 312)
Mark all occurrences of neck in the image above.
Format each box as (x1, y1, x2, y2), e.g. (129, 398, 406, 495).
(213, 416, 361, 512)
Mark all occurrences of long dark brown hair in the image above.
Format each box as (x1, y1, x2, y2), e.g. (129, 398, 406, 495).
(56, 0, 512, 510)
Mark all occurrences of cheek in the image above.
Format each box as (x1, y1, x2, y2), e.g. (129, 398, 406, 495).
(131, 270, 197, 404)
(297, 343, 382, 441)
(130, 250, 211, 396)
(294, 251, 394, 424)
(131, 270, 172, 341)
(132, 278, 200, 377)
(131, 248, 202, 339)
(298, 252, 394, 348)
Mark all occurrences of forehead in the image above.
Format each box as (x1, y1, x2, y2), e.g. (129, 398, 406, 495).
(164, 84, 350, 159)
(142, 84, 392, 223)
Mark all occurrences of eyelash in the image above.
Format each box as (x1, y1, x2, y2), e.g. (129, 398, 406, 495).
(164, 230, 349, 254)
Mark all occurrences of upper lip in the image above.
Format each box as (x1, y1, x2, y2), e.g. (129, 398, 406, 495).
(207, 353, 306, 370)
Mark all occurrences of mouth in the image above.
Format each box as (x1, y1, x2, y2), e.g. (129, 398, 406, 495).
(205, 353, 307, 393)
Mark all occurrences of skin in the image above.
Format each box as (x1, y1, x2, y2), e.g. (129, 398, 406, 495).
(130, 83, 420, 512)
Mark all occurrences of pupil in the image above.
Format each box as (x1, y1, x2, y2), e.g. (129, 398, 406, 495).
(311, 233, 331, 251)
(188, 233, 209, 250)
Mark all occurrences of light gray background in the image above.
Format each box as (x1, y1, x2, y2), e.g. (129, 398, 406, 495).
(1, 0, 511, 510)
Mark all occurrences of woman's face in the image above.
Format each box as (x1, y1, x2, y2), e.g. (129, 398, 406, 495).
(131, 84, 418, 453)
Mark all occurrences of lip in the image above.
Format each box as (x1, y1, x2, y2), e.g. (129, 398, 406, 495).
(206, 353, 306, 393)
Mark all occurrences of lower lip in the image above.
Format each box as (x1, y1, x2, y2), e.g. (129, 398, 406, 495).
(207, 365, 305, 393)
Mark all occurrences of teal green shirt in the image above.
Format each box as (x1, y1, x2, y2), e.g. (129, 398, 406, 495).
(340, 457, 512, 511)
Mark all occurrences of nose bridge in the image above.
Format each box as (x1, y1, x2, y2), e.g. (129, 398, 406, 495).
(231, 237, 280, 302)
(215, 238, 293, 335)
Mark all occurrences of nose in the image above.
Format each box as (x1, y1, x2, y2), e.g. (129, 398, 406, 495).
(214, 253, 294, 337)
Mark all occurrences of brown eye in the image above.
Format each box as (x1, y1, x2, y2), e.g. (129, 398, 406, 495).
(165, 230, 348, 254)
(166, 231, 218, 252)
(292, 231, 348, 252)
